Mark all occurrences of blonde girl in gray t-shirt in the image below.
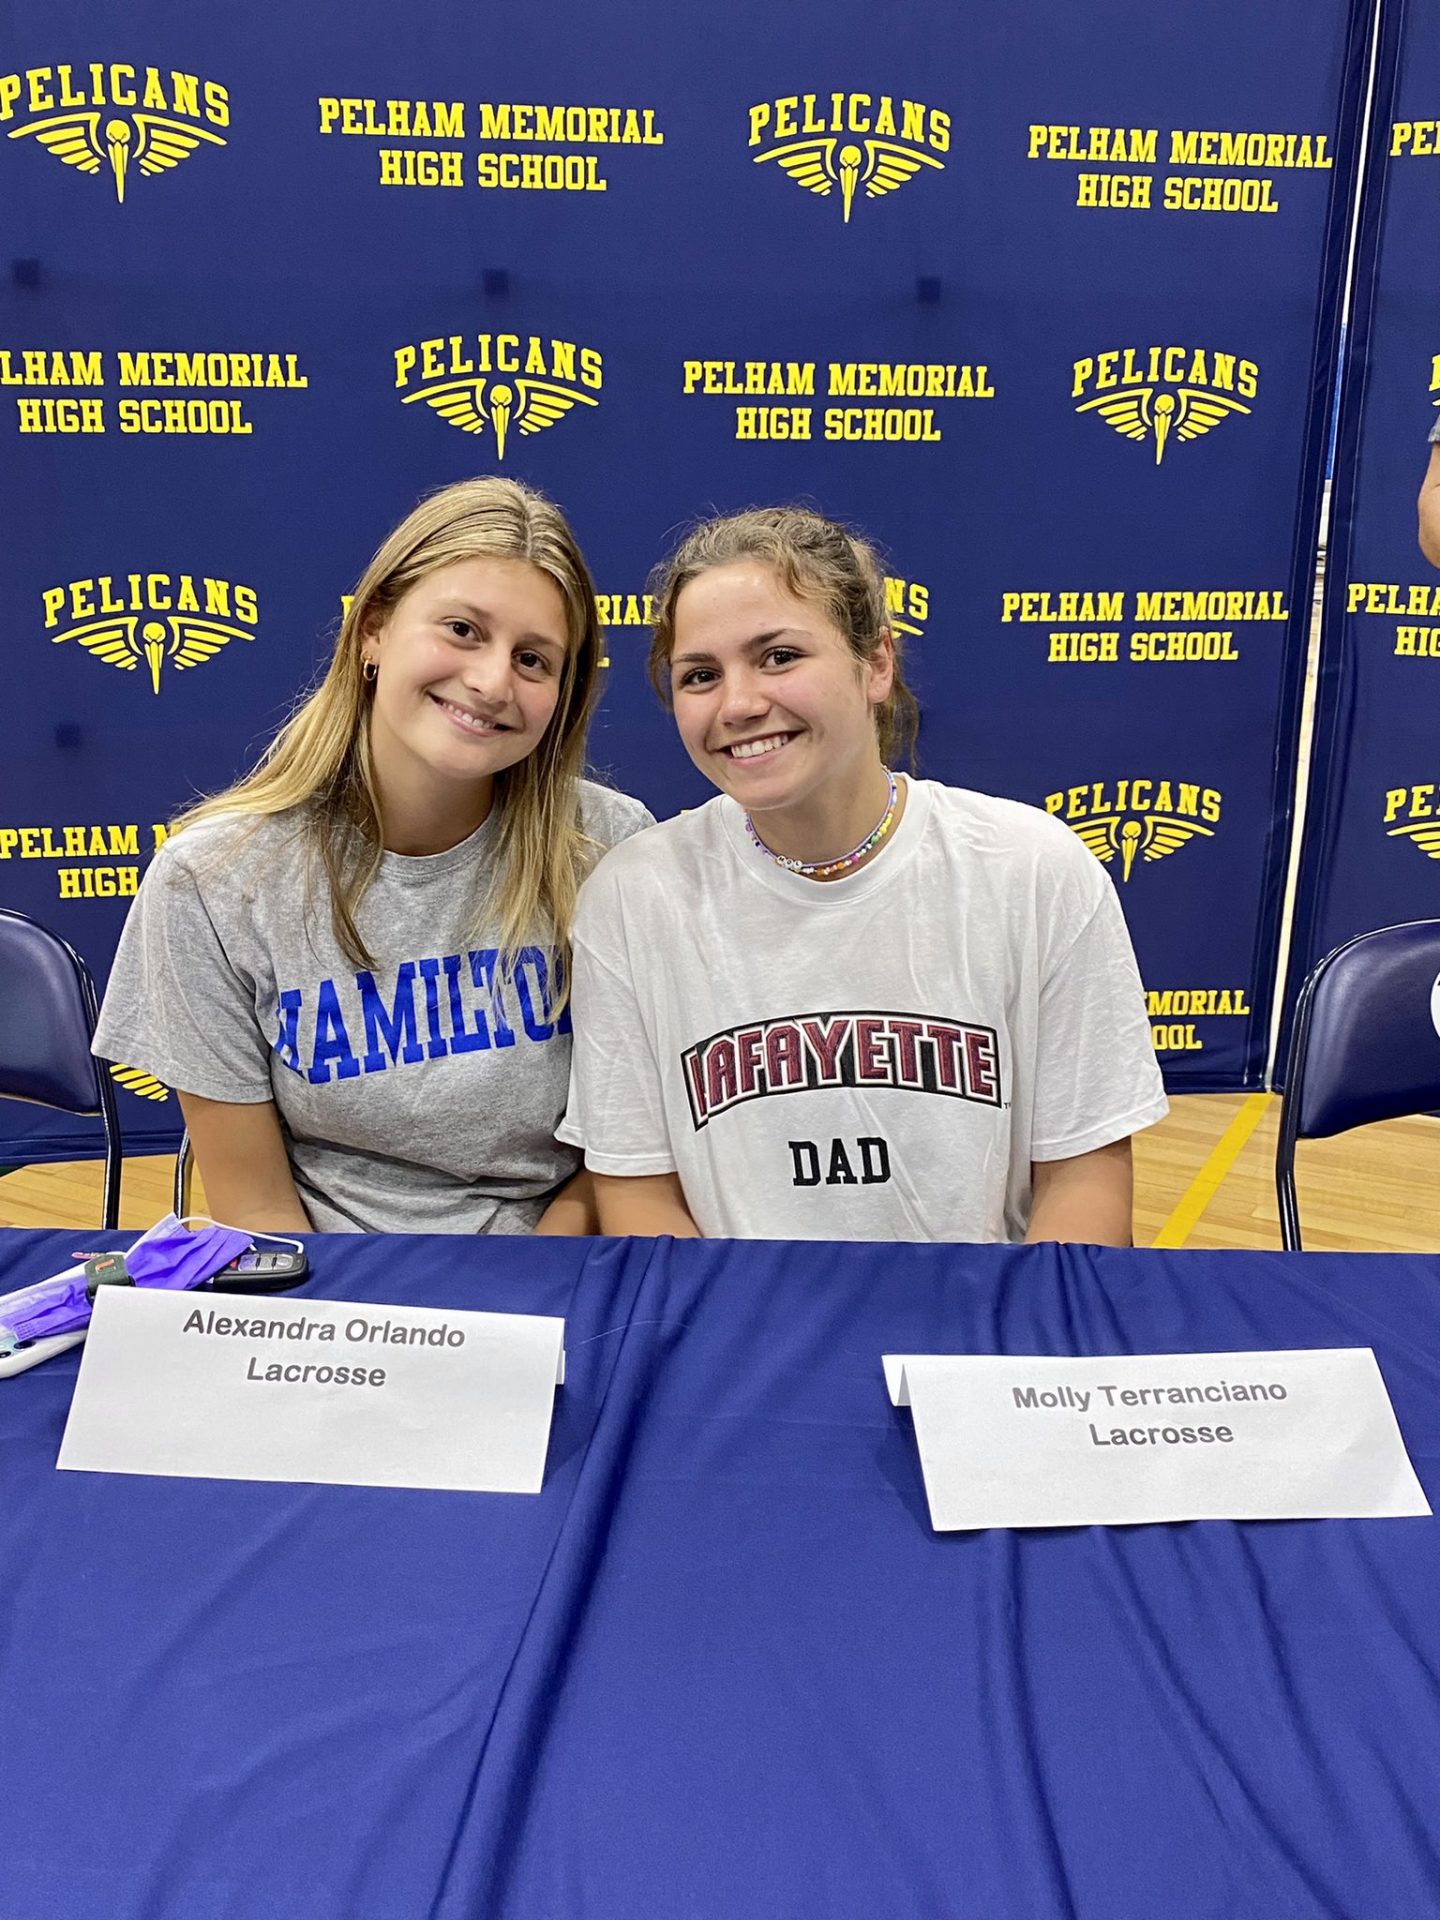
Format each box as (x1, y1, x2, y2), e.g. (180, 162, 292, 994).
(95, 477, 650, 1235)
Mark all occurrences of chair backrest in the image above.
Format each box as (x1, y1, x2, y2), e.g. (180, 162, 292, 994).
(0, 908, 108, 1113)
(1286, 919, 1440, 1140)
(0, 908, 122, 1226)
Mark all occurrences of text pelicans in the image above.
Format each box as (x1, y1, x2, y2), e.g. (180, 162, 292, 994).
(0, 65, 228, 126)
(393, 335, 602, 391)
(1073, 347, 1258, 399)
(748, 94, 949, 154)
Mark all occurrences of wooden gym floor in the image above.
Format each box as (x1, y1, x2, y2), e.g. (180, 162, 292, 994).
(1, 1095, 1436, 1251)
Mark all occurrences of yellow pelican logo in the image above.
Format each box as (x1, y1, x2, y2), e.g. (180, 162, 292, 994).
(885, 575, 929, 642)
(756, 136, 942, 222)
(1070, 812, 1213, 882)
(110, 1064, 168, 1101)
(9, 109, 225, 201)
(747, 93, 948, 223)
(402, 374, 598, 460)
(1386, 821, 1440, 861)
(52, 612, 253, 694)
(1076, 385, 1251, 465)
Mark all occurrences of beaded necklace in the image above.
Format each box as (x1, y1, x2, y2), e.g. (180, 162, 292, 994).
(743, 768, 899, 880)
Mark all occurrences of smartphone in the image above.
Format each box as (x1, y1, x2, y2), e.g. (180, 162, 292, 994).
(0, 1330, 87, 1378)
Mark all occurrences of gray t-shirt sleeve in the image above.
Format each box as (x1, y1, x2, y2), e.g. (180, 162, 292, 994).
(580, 782, 656, 846)
(92, 834, 276, 1103)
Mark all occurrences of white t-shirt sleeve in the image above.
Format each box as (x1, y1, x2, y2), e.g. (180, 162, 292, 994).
(556, 877, 678, 1176)
(1028, 864, 1168, 1161)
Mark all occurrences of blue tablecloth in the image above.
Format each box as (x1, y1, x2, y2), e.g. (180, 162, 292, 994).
(2, 1229, 1439, 1919)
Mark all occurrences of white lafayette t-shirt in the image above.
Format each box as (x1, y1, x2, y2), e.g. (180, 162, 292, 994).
(558, 779, 1167, 1243)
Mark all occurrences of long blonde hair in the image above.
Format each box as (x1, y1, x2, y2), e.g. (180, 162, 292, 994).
(175, 476, 604, 970)
(647, 505, 920, 767)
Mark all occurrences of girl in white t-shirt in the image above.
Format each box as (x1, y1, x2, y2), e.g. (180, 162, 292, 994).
(559, 506, 1166, 1244)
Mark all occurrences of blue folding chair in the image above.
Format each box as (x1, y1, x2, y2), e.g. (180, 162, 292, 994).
(1277, 919, 1440, 1250)
(0, 908, 122, 1227)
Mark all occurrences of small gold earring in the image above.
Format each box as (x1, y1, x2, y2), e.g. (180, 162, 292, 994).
(362, 657, 378, 684)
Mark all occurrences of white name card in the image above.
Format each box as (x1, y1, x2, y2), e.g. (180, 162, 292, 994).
(57, 1288, 565, 1495)
(883, 1348, 1431, 1532)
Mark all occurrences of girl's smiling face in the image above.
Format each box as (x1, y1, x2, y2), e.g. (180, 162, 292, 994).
(668, 560, 892, 823)
(364, 556, 569, 804)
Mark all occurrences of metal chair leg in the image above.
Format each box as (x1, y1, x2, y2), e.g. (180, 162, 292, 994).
(173, 1131, 193, 1219)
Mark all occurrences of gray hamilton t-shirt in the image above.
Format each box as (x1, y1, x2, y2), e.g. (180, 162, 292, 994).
(93, 781, 652, 1233)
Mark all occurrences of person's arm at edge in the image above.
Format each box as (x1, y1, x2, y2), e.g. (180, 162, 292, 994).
(593, 1170, 702, 1237)
(1025, 1138, 1133, 1246)
(1419, 444, 1440, 567)
(178, 1090, 314, 1234)
(534, 1168, 600, 1236)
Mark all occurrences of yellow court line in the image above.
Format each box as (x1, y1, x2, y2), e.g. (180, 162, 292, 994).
(1150, 1092, 1274, 1249)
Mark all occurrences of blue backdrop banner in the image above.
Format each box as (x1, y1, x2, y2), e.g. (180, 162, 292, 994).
(0, 0, 1368, 1162)
(1285, 0, 1440, 1057)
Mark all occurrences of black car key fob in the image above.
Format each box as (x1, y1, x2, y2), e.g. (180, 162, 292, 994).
(210, 1242, 309, 1292)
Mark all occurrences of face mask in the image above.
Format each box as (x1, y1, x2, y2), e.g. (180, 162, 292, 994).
(119, 1213, 252, 1291)
(0, 1213, 253, 1354)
